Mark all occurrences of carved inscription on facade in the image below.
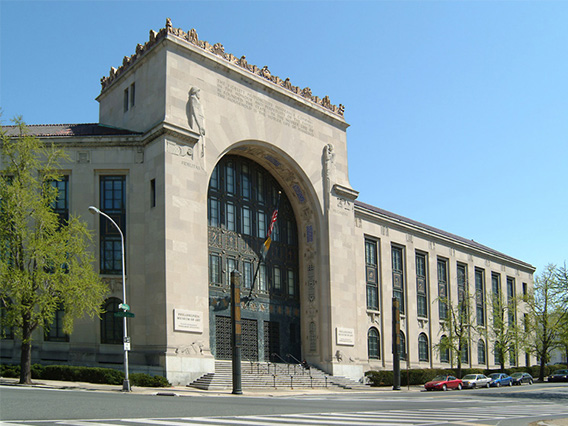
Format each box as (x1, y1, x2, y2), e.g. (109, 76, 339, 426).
(217, 80, 314, 136)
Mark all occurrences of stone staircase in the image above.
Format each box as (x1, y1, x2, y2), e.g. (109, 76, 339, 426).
(188, 360, 371, 390)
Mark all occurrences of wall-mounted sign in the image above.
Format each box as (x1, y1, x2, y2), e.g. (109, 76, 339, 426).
(174, 309, 203, 333)
(336, 327, 355, 346)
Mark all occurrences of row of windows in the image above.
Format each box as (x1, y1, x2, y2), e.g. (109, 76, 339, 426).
(1, 298, 123, 344)
(209, 254, 297, 296)
(367, 328, 522, 366)
(364, 238, 526, 326)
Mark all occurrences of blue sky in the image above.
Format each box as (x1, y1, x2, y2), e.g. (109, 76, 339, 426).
(1, 0, 566, 275)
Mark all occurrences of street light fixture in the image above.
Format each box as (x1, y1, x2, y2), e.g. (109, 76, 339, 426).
(88, 205, 131, 392)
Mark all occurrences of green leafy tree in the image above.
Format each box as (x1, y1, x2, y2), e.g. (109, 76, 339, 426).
(0, 118, 107, 384)
(524, 264, 566, 380)
(486, 291, 522, 372)
(434, 293, 474, 379)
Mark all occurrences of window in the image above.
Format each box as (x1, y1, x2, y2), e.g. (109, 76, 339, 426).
(509, 345, 517, 366)
(258, 263, 267, 292)
(101, 298, 122, 344)
(478, 339, 486, 365)
(522, 282, 528, 296)
(416, 252, 428, 318)
(287, 269, 295, 296)
(51, 175, 69, 224)
(368, 328, 380, 359)
(475, 268, 485, 326)
(226, 258, 237, 286)
(507, 276, 516, 326)
(226, 161, 235, 194)
(257, 210, 266, 238)
(438, 258, 448, 320)
(273, 266, 281, 290)
(150, 179, 156, 208)
(440, 335, 450, 363)
(208, 197, 220, 227)
(242, 206, 251, 235)
(123, 87, 129, 112)
(209, 254, 222, 285)
(45, 304, 69, 342)
(226, 202, 236, 231)
(461, 341, 469, 364)
(99, 176, 126, 275)
(492, 272, 501, 326)
(494, 341, 501, 365)
(418, 333, 429, 362)
(129, 82, 135, 108)
(365, 239, 379, 310)
(399, 331, 407, 361)
(243, 261, 253, 289)
(457, 263, 467, 303)
(392, 246, 405, 314)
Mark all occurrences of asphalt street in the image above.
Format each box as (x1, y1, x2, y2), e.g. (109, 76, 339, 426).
(1, 379, 568, 426)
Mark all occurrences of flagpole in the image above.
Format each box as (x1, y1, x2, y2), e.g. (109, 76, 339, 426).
(246, 191, 281, 301)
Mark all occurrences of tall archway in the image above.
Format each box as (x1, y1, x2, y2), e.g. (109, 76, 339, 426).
(207, 154, 301, 362)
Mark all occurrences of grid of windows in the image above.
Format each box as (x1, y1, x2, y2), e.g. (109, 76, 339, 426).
(418, 333, 429, 362)
(475, 268, 485, 326)
(368, 328, 380, 359)
(416, 253, 428, 318)
(438, 259, 449, 320)
(365, 239, 379, 310)
(99, 176, 126, 275)
(392, 246, 405, 315)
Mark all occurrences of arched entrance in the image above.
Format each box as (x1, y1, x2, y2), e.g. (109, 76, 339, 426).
(207, 154, 301, 362)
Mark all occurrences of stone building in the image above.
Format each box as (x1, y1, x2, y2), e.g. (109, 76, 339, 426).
(1, 19, 535, 384)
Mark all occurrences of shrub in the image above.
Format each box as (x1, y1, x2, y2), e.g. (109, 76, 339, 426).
(130, 373, 171, 387)
(0, 363, 20, 378)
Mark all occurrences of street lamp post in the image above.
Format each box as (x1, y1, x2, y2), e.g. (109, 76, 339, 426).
(89, 205, 130, 392)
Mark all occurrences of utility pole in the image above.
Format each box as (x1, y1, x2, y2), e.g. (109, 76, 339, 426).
(231, 270, 242, 395)
(392, 297, 401, 390)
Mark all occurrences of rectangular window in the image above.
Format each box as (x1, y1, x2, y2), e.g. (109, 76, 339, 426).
(123, 88, 129, 112)
(438, 258, 448, 320)
(287, 221, 295, 245)
(287, 269, 295, 296)
(257, 210, 266, 238)
(51, 175, 69, 224)
(522, 282, 528, 296)
(475, 268, 485, 326)
(392, 246, 405, 314)
(457, 263, 467, 303)
(226, 202, 235, 231)
(365, 239, 379, 311)
(99, 176, 126, 275)
(209, 254, 221, 285)
(273, 266, 281, 290)
(226, 162, 235, 195)
(130, 83, 135, 107)
(416, 252, 428, 318)
(210, 167, 219, 190)
(241, 164, 250, 199)
(44, 306, 69, 342)
(258, 263, 267, 292)
(256, 171, 264, 204)
(243, 261, 253, 289)
(208, 197, 220, 227)
(492, 272, 501, 326)
(507, 276, 516, 326)
(226, 258, 237, 286)
(150, 179, 156, 208)
(242, 206, 251, 235)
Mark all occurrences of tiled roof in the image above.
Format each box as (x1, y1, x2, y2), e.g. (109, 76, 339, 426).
(355, 200, 534, 270)
(2, 123, 140, 137)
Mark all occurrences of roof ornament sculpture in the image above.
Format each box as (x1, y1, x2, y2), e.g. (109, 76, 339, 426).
(100, 18, 345, 117)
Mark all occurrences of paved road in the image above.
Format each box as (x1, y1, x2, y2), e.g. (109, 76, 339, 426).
(2, 381, 568, 426)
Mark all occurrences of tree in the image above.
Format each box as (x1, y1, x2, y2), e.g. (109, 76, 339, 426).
(0, 118, 107, 384)
(486, 291, 522, 372)
(435, 293, 474, 379)
(523, 264, 565, 380)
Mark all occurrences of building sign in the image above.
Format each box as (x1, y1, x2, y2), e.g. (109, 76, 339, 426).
(336, 327, 355, 346)
(174, 309, 203, 333)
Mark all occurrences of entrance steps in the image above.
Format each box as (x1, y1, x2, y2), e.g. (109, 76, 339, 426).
(188, 360, 371, 390)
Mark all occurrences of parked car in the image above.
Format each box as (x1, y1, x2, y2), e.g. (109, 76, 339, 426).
(548, 369, 568, 382)
(461, 373, 491, 389)
(488, 372, 513, 387)
(424, 375, 463, 391)
(511, 372, 533, 385)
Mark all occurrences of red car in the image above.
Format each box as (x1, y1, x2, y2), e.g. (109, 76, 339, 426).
(424, 375, 463, 391)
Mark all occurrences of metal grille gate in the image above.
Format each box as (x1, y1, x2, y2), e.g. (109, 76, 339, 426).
(264, 321, 280, 361)
(215, 316, 259, 360)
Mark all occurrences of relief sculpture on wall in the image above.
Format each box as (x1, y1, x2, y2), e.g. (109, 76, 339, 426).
(188, 86, 206, 157)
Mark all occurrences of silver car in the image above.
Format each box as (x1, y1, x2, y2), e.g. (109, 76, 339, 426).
(461, 373, 491, 389)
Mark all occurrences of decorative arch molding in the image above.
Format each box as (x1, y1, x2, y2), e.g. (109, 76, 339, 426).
(209, 140, 326, 358)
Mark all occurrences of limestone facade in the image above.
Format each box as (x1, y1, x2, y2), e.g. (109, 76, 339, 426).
(1, 20, 534, 384)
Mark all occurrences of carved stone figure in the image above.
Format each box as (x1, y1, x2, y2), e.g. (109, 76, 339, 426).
(324, 143, 335, 186)
(238, 55, 248, 70)
(189, 87, 206, 157)
(188, 28, 199, 44)
(260, 66, 271, 80)
(213, 43, 225, 56)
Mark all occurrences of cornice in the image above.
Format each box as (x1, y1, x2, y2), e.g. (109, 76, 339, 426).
(99, 18, 345, 120)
